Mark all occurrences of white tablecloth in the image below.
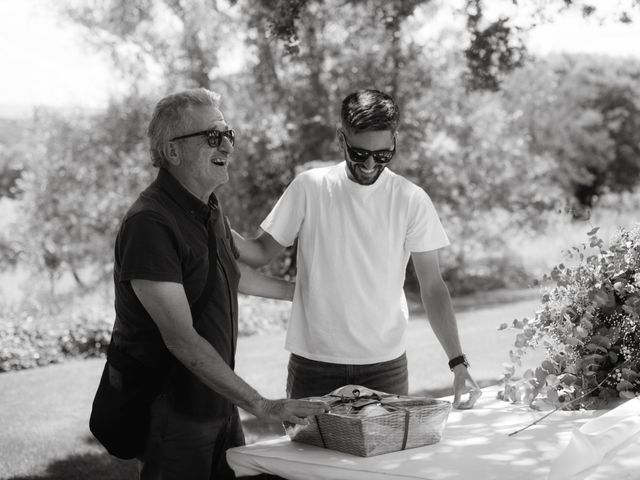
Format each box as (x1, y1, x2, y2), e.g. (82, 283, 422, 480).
(227, 386, 640, 480)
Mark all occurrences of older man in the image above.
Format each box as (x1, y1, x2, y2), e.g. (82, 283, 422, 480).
(107, 88, 326, 479)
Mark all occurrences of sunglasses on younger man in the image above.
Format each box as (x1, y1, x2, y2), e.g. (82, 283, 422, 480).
(341, 132, 396, 164)
(170, 128, 235, 148)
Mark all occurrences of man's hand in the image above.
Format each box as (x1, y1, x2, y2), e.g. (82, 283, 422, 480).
(452, 366, 482, 409)
(253, 398, 330, 425)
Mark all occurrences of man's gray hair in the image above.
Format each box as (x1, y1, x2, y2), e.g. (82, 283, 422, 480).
(147, 88, 221, 169)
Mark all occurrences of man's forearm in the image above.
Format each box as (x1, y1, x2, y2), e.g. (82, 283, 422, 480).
(165, 328, 265, 414)
(421, 281, 464, 360)
(238, 263, 294, 300)
(132, 280, 265, 414)
(130, 279, 330, 423)
(231, 230, 269, 267)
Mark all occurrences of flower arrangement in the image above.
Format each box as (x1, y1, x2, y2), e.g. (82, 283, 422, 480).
(499, 225, 640, 410)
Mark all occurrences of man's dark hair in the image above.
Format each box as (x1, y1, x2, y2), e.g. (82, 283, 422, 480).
(340, 89, 400, 133)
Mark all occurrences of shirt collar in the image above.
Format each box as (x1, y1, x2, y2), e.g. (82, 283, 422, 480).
(156, 168, 218, 223)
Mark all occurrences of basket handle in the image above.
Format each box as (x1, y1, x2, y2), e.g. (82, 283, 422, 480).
(314, 415, 328, 448)
(382, 405, 411, 450)
(400, 407, 410, 450)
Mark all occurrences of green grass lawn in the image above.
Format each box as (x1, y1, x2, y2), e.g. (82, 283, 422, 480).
(0, 292, 545, 480)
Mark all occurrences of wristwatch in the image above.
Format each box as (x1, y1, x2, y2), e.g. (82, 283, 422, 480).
(448, 354, 470, 371)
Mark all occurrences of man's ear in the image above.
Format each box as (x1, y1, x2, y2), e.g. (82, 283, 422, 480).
(164, 141, 181, 166)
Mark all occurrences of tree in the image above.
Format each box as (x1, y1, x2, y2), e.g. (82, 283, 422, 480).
(12, 98, 153, 295)
(394, 52, 561, 293)
(0, 145, 25, 199)
(505, 55, 640, 209)
(250, 0, 640, 92)
(43, 0, 640, 295)
(0, 117, 32, 199)
(61, 0, 240, 89)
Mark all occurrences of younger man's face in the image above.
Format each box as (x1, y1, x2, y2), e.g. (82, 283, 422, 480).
(340, 129, 396, 186)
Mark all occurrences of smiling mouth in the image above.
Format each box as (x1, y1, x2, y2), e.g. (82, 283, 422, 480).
(357, 166, 377, 174)
(211, 158, 227, 166)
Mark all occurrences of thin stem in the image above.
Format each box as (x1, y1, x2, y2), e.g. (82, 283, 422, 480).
(507, 374, 615, 437)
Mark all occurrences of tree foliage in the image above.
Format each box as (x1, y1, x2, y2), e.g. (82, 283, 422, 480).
(0, 118, 29, 199)
(12, 98, 153, 291)
(62, 0, 239, 89)
(248, 0, 639, 91)
(464, 0, 528, 91)
(505, 56, 640, 209)
(5, 0, 640, 297)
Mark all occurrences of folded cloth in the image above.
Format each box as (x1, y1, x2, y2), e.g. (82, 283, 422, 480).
(547, 397, 640, 480)
(329, 384, 388, 398)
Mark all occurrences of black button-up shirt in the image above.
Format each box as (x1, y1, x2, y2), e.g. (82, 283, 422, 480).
(112, 168, 240, 419)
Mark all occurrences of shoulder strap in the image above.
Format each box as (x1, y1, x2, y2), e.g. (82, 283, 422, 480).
(191, 206, 222, 320)
(222, 215, 240, 259)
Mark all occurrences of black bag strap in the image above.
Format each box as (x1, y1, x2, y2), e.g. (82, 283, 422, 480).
(190, 199, 220, 320)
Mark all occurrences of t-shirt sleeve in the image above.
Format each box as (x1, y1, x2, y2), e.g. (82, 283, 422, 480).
(117, 211, 183, 283)
(260, 176, 306, 247)
(405, 188, 450, 253)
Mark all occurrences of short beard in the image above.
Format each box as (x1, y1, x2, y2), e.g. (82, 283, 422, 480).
(344, 152, 385, 185)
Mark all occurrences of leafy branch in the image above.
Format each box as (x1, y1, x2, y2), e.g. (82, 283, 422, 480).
(499, 225, 640, 412)
(508, 362, 629, 436)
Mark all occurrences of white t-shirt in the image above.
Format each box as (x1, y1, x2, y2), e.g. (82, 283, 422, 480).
(260, 162, 450, 364)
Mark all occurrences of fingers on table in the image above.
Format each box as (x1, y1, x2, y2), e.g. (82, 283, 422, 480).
(454, 388, 482, 409)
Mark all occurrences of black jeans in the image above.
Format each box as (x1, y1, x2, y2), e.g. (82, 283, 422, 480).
(139, 394, 245, 480)
(286, 352, 409, 399)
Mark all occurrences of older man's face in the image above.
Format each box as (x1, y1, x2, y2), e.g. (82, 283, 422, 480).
(174, 105, 234, 193)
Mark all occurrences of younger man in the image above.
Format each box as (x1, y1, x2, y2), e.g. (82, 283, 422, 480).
(234, 89, 481, 409)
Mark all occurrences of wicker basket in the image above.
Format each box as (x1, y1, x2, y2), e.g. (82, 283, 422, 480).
(285, 385, 452, 457)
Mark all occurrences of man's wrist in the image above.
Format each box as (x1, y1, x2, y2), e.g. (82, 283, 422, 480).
(448, 354, 469, 371)
(245, 392, 267, 416)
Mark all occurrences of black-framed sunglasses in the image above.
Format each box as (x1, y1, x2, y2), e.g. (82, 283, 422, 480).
(170, 128, 235, 148)
(341, 132, 396, 164)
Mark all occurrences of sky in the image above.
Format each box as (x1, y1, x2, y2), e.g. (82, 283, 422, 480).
(0, 0, 113, 110)
(1, 0, 640, 110)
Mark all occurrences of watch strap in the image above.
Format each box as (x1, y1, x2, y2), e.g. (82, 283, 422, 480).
(448, 354, 469, 371)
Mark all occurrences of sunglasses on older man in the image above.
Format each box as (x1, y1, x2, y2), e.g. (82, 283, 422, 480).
(170, 128, 235, 148)
(341, 132, 396, 164)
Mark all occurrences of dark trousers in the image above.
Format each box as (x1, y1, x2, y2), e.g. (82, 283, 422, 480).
(286, 352, 409, 399)
(138, 394, 245, 480)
